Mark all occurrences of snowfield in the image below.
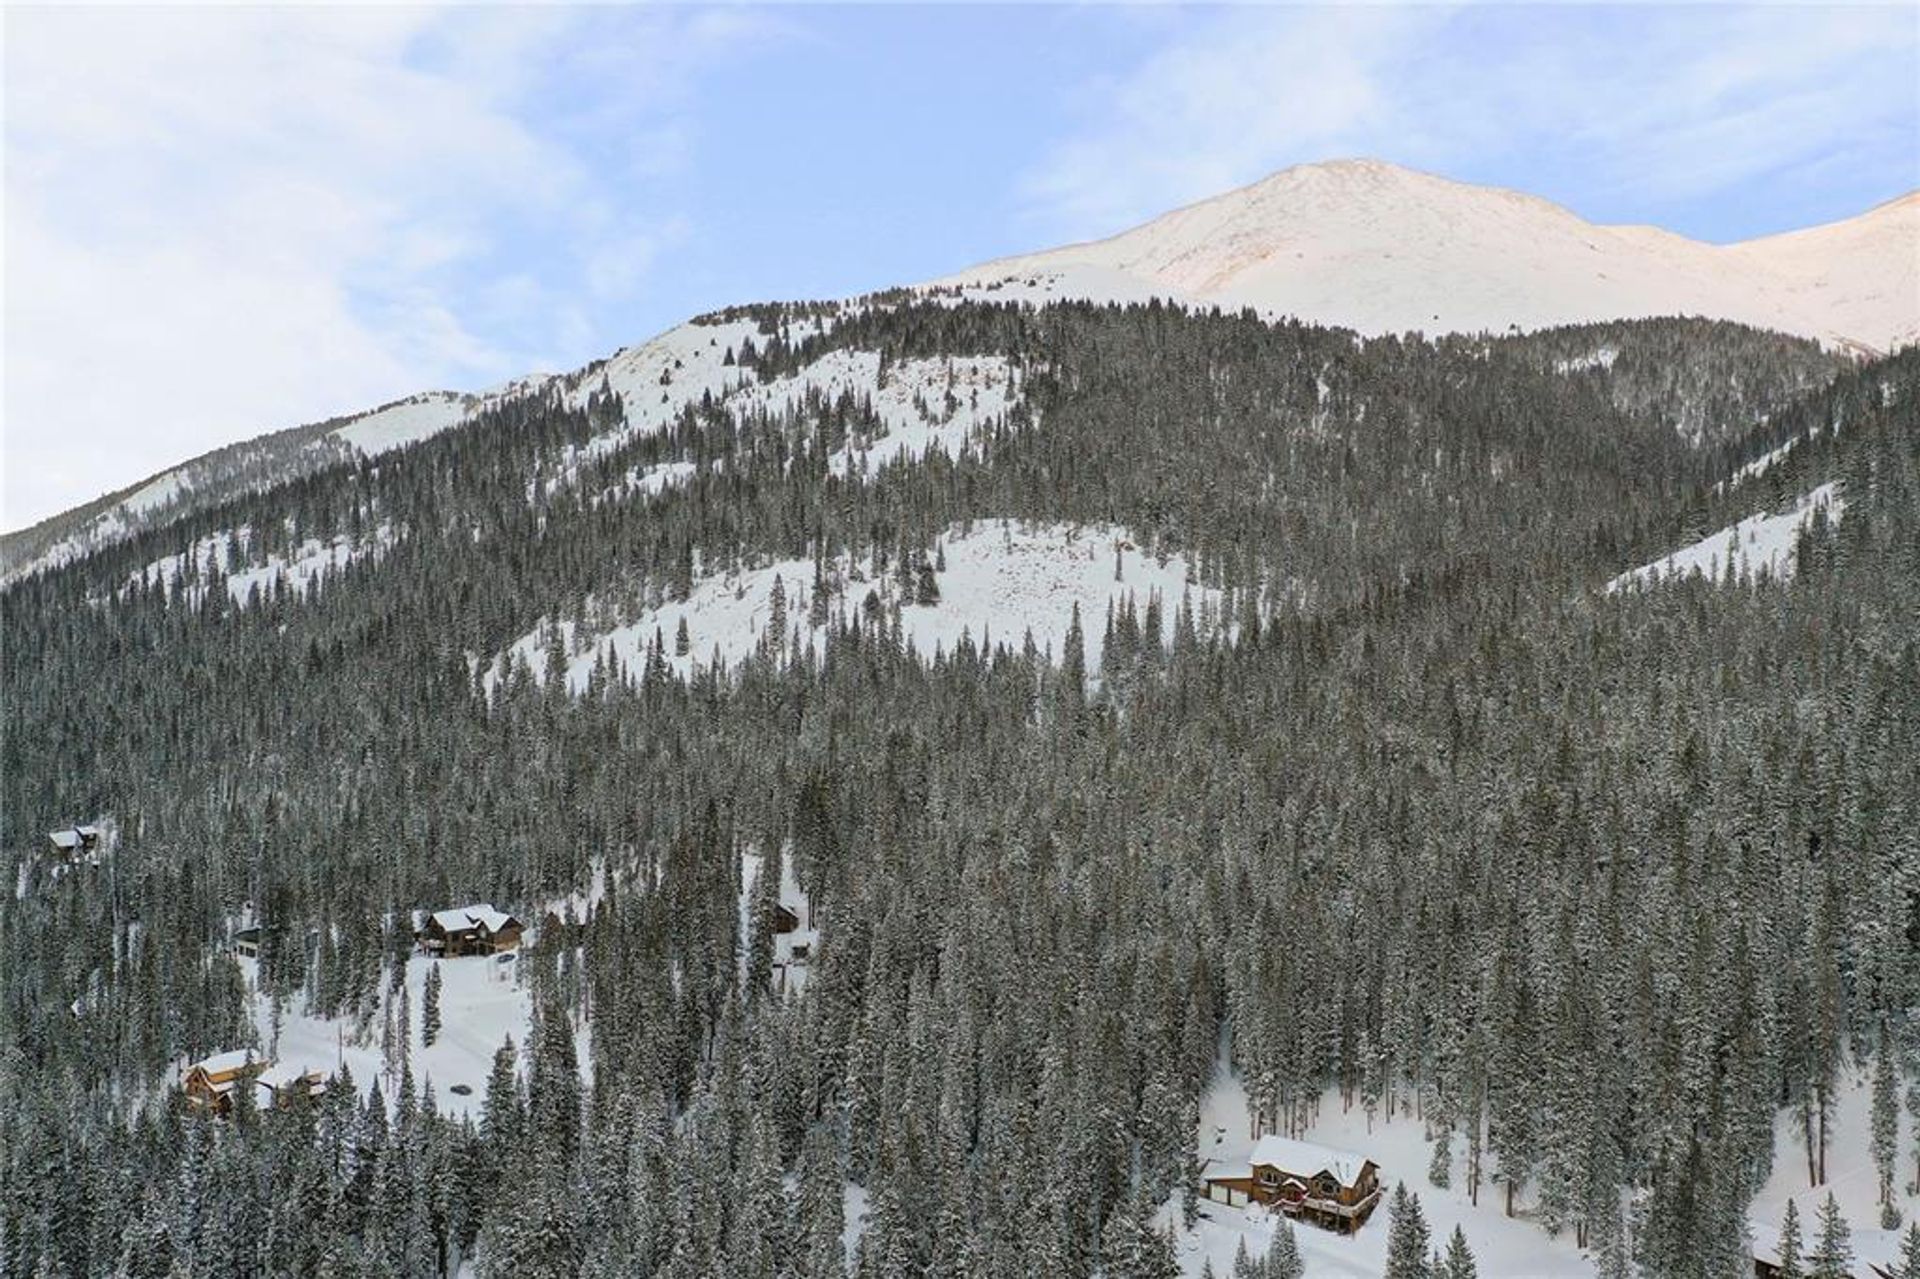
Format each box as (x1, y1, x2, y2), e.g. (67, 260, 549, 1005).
(938, 160, 1918, 354)
(331, 392, 474, 455)
(487, 519, 1222, 691)
(1608, 483, 1843, 591)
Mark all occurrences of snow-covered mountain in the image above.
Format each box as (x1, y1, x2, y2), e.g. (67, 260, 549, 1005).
(939, 159, 1919, 355)
(8, 159, 1912, 583)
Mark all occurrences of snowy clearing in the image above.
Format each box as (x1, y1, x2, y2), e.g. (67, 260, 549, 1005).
(331, 392, 474, 455)
(1607, 483, 1843, 591)
(235, 948, 534, 1122)
(487, 519, 1220, 691)
(1167, 1058, 1595, 1277)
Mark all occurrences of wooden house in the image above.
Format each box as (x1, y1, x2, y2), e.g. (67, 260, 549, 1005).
(253, 1063, 328, 1109)
(232, 926, 261, 959)
(1203, 1135, 1382, 1234)
(773, 903, 801, 934)
(182, 1050, 269, 1114)
(417, 904, 524, 957)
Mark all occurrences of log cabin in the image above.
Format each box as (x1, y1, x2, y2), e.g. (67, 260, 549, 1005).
(182, 1050, 269, 1114)
(417, 904, 524, 957)
(1203, 1135, 1382, 1234)
(253, 1063, 328, 1109)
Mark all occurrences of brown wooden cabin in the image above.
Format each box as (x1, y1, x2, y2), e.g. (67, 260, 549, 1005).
(183, 1050, 269, 1114)
(232, 926, 262, 959)
(417, 904, 524, 957)
(773, 903, 801, 934)
(1204, 1135, 1382, 1234)
(253, 1063, 328, 1109)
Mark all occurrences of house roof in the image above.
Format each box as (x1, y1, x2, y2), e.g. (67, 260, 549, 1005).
(1247, 1135, 1374, 1186)
(49, 829, 80, 848)
(254, 1062, 323, 1090)
(430, 903, 517, 934)
(190, 1049, 264, 1077)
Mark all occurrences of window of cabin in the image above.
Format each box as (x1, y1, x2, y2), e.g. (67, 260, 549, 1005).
(1257, 1167, 1278, 1186)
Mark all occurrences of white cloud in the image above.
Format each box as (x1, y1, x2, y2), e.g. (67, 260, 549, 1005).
(1024, 5, 1918, 242)
(2, 5, 774, 530)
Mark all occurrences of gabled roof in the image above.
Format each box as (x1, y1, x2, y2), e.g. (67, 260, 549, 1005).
(1247, 1135, 1374, 1186)
(189, 1049, 264, 1077)
(49, 829, 81, 848)
(254, 1062, 324, 1091)
(429, 903, 518, 934)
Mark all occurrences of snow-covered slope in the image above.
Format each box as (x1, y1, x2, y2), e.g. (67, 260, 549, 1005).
(1608, 483, 1844, 591)
(939, 160, 1918, 354)
(488, 519, 1220, 691)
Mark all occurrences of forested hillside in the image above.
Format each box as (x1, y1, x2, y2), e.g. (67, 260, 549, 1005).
(3, 300, 1915, 1279)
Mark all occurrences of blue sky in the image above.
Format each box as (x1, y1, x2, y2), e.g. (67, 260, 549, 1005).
(6, 3, 1917, 529)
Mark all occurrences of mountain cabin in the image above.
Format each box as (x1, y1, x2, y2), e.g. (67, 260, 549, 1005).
(1203, 1135, 1383, 1234)
(253, 1063, 328, 1109)
(182, 1050, 270, 1114)
(48, 825, 101, 858)
(418, 904, 524, 957)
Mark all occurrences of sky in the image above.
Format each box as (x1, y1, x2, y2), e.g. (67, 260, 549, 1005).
(5, 3, 1917, 531)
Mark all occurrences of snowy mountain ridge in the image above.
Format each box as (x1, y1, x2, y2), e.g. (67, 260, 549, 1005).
(938, 159, 1919, 356)
(8, 160, 1912, 584)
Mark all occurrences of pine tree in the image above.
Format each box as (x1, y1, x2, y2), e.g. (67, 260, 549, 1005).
(1900, 1222, 1920, 1279)
(1440, 1225, 1477, 1279)
(1875, 1035, 1903, 1228)
(1428, 1129, 1452, 1189)
(1386, 1182, 1432, 1279)
(422, 962, 443, 1048)
(1810, 1193, 1853, 1279)
(1266, 1221, 1304, 1279)
(1777, 1198, 1804, 1279)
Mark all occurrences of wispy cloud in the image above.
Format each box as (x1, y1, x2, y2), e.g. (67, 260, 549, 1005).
(1024, 5, 1919, 242)
(3, 5, 780, 529)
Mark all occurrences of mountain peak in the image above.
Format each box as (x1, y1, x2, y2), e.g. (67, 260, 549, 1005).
(941, 162, 1916, 353)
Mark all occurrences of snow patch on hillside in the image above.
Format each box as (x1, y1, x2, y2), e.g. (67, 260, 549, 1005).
(1607, 483, 1843, 591)
(120, 523, 396, 606)
(332, 392, 473, 455)
(488, 520, 1218, 691)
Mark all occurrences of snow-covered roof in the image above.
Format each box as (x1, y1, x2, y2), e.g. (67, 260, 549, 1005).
(190, 1049, 263, 1077)
(49, 829, 80, 848)
(1247, 1135, 1374, 1185)
(254, 1062, 323, 1090)
(430, 903, 515, 933)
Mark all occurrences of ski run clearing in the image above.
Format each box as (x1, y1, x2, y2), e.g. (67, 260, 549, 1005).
(1165, 1051, 1918, 1277)
(1608, 483, 1844, 592)
(487, 519, 1222, 691)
